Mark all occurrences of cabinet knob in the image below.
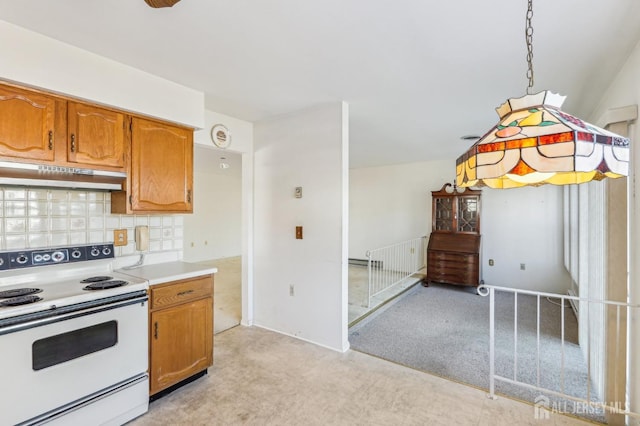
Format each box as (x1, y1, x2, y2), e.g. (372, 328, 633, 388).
(48, 130, 53, 150)
(70, 134, 76, 152)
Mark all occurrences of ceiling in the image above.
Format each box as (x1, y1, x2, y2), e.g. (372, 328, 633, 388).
(1, 0, 639, 168)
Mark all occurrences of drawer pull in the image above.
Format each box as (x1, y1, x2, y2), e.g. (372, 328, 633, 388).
(177, 289, 194, 297)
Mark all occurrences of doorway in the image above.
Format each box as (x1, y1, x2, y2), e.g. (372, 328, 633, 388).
(183, 145, 242, 334)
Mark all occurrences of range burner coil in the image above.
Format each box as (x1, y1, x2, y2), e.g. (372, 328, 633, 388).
(80, 276, 113, 283)
(83, 280, 128, 290)
(0, 288, 43, 298)
(0, 295, 43, 307)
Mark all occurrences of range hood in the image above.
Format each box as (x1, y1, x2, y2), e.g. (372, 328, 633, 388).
(0, 161, 125, 191)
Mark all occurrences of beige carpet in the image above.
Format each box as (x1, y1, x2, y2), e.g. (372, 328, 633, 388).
(132, 325, 591, 425)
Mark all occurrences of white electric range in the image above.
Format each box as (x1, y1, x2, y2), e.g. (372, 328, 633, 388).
(0, 244, 150, 426)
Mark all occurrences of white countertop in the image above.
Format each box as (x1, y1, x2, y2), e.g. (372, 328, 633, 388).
(116, 261, 217, 286)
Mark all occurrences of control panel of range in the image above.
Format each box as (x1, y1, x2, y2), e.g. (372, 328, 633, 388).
(0, 244, 115, 270)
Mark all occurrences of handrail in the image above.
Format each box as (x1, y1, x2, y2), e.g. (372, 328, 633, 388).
(479, 284, 640, 420)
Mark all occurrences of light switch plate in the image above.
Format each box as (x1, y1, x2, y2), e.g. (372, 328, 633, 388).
(114, 229, 127, 246)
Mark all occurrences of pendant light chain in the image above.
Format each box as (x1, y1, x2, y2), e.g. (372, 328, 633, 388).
(525, 0, 534, 94)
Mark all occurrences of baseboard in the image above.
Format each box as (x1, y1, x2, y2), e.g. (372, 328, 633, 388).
(253, 323, 350, 353)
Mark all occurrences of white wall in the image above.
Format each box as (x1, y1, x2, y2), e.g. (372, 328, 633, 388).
(481, 185, 571, 293)
(0, 20, 203, 128)
(349, 160, 451, 259)
(253, 102, 348, 352)
(182, 146, 242, 262)
(349, 160, 571, 294)
(591, 38, 640, 423)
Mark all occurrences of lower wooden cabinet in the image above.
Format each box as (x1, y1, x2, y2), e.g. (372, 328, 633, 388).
(149, 275, 213, 396)
(425, 233, 480, 288)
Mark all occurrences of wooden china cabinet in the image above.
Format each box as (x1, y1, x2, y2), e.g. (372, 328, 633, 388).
(424, 183, 482, 289)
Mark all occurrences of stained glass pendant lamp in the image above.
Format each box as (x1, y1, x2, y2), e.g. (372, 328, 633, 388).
(455, 0, 630, 189)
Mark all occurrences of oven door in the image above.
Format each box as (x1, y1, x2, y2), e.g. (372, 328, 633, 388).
(0, 296, 148, 426)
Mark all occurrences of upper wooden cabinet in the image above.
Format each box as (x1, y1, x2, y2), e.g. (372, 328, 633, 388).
(112, 117, 193, 214)
(67, 102, 126, 169)
(0, 84, 57, 162)
(1, 81, 195, 214)
(0, 82, 126, 172)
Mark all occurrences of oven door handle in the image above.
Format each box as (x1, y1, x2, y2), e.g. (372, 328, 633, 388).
(0, 293, 148, 336)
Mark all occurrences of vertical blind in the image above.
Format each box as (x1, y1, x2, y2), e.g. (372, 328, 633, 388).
(564, 180, 606, 400)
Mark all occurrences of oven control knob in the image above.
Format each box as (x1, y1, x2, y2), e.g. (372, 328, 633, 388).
(51, 251, 65, 262)
(90, 248, 100, 257)
(0, 258, 3, 266)
(71, 249, 82, 259)
(34, 254, 43, 262)
(102, 247, 112, 256)
(16, 254, 29, 264)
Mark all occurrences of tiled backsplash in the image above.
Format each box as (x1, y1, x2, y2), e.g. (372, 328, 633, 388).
(0, 187, 183, 257)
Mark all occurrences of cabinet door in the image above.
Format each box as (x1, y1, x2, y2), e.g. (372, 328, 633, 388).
(0, 85, 56, 162)
(433, 196, 454, 232)
(67, 102, 125, 169)
(150, 297, 213, 395)
(457, 195, 480, 233)
(130, 117, 193, 213)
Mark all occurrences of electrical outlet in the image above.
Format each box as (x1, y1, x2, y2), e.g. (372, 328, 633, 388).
(289, 284, 295, 296)
(296, 226, 303, 239)
(113, 229, 127, 246)
(520, 263, 526, 270)
(489, 259, 494, 266)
